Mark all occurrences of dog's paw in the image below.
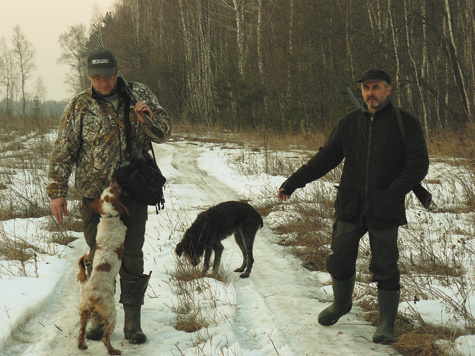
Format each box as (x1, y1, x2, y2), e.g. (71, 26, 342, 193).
(78, 341, 88, 350)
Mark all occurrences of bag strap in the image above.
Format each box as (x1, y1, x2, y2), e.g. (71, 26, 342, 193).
(121, 84, 159, 162)
(100, 101, 126, 130)
(99, 97, 133, 156)
(395, 106, 406, 144)
(99, 96, 158, 162)
(123, 95, 132, 154)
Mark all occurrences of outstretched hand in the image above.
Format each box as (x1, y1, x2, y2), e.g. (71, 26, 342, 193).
(278, 188, 291, 201)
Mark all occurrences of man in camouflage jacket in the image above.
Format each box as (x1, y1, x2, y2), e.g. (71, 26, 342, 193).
(47, 48, 172, 345)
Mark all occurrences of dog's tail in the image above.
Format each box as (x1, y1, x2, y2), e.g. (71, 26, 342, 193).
(77, 254, 89, 283)
(259, 215, 264, 228)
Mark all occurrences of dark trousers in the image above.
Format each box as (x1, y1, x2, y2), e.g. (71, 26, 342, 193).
(326, 219, 400, 291)
(81, 196, 148, 285)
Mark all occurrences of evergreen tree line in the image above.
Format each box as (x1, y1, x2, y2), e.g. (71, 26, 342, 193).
(59, 0, 474, 134)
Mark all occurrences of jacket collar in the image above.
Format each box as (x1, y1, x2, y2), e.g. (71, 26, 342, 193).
(362, 98, 393, 117)
(91, 79, 128, 101)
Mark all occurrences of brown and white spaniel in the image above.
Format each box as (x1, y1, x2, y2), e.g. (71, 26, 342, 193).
(77, 179, 129, 355)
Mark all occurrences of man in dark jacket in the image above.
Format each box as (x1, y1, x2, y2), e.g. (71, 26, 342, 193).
(278, 69, 429, 343)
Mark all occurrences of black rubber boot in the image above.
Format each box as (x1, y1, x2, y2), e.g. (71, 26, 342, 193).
(373, 289, 400, 343)
(120, 272, 151, 345)
(124, 304, 147, 344)
(318, 274, 355, 326)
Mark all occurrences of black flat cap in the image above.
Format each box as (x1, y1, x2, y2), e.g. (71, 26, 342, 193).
(356, 69, 391, 85)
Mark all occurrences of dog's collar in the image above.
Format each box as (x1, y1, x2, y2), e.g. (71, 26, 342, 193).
(101, 214, 119, 219)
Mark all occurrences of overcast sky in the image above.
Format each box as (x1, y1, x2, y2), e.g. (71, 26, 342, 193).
(1, 0, 117, 102)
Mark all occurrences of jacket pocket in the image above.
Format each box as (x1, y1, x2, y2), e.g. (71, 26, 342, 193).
(372, 189, 405, 221)
(335, 187, 359, 220)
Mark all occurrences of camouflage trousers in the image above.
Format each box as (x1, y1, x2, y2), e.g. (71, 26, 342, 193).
(81, 196, 148, 300)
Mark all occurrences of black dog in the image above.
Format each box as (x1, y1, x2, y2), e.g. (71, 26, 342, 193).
(175, 201, 263, 278)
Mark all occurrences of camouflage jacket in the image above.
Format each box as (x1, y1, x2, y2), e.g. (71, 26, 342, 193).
(47, 81, 172, 199)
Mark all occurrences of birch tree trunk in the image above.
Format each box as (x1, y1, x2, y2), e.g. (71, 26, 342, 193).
(387, 0, 401, 106)
(232, 0, 246, 76)
(178, 0, 215, 125)
(257, 0, 267, 110)
(0, 40, 15, 116)
(403, 0, 429, 133)
(178, 0, 200, 122)
(197, 1, 214, 123)
(345, 0, 355, 78)
(444, 0, 473, 122)
(11, 25, 36, 117)
(286, 0, 294, 101)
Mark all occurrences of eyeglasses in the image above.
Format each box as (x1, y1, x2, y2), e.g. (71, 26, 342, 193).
(90, 74, 116, 83)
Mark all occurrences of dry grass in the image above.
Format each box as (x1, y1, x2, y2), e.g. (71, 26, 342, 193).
(173, 123, 327, 152)
(0, 130, 54, 221)
(1, 120, 473, 355)
(274, 198, 333, 271)
(392, 326, 465, 356)
(0, 115, 79, 275)
(427, 124, 474, 165)
(0, 234, 45, 262)
(168, 252, 234, 334)
(49, 232, 79, 246)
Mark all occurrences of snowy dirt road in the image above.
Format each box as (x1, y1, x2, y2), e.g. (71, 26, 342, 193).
(1, 141, 399, 356)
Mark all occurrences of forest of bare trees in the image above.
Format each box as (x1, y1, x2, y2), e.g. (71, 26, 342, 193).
(0, 25, 40, 117)
(41, 0, 475, 134)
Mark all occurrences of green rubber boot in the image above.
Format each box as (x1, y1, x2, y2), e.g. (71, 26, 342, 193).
(373, 289, 400, 344)
(124, 304, 147, 344)
(318, 274, 355, 326)
(120, 272, 151, 344)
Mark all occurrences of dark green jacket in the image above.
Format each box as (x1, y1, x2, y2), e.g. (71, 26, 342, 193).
(281, 100, 429, 227)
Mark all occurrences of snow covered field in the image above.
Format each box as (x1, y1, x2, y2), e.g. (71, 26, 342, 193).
(0, 134, 473, 355)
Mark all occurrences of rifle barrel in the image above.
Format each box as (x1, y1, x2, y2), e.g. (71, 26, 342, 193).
(346, 86, 361, 109)
(93, 34, 103, 48)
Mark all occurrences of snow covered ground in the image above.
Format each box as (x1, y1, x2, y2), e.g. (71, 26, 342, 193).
(0, 135, 473, 355)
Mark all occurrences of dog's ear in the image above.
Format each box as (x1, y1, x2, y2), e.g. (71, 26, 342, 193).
(110, 197, 130, 216)
(175, 242, 184, 256)
(77, 255, 88, 283)
(89, 198, 102, 215)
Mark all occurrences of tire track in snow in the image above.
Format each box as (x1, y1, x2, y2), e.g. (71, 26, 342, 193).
(169, 141, 398, 356)
(2, 141, 399, 356)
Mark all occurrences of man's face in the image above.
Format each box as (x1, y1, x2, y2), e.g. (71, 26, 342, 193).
(88, 72, 118, 95)
(361, 79, 391, 110)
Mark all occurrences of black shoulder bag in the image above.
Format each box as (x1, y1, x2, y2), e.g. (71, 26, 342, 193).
(104, 95, 166, 211)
